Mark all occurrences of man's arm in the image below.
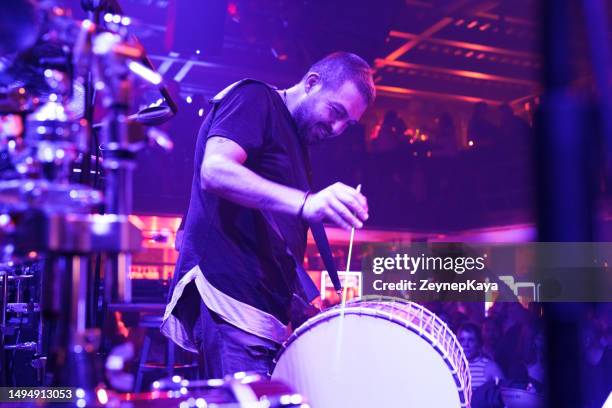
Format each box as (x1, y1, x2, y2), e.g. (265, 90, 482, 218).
(485, 360, 505, 381)
(201, 136, 368, 229)
(201, 136, 305, 214)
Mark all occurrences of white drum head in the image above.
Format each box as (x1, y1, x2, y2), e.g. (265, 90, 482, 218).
(272, 311, 464, 408)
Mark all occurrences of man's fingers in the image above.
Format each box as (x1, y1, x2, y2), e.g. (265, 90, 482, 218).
(360, 193, 368, 212)
(335, 190, 368, 221)
(330, 197, 363, 228)
(314, 184, 369, 228)
(335, 184, 368, 212)
(324, 207, 351, 230)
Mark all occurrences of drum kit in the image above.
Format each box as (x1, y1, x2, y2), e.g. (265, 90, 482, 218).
(102, 372, 308, 408)
(0, 1, 474, 407)
(0, 0, 168, 397)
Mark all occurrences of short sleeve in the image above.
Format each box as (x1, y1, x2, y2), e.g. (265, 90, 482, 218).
(207, 83, 270, 155)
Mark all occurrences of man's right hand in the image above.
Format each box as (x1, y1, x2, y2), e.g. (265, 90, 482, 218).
(301, 182, 369, 230)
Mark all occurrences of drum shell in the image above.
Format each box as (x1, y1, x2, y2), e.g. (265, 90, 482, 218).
(272, 299, 471, 408)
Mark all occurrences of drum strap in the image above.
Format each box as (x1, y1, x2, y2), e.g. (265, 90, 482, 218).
(261, 211, 325, 328)
(260, 210, 319, 302)
(309, 222, 342, 292)
(262, 212, 342, 305)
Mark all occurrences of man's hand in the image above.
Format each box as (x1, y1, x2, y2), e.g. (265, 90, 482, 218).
(301, 182, 368, 230)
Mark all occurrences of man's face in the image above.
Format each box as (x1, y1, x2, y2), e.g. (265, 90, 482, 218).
(458, 330, 481, 361)
(293, 79, 368, 144)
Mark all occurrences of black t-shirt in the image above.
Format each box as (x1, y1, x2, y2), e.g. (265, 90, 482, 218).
(173, 80, 311, 324)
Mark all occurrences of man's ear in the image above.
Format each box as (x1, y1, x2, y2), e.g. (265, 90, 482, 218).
(303, 72, 321, 94)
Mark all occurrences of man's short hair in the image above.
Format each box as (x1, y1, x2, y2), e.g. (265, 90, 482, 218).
(304, 52, 376, 106)
(457, 322, 483, 345)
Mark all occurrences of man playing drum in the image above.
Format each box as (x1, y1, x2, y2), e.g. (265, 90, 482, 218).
(162, 52, 374, 378)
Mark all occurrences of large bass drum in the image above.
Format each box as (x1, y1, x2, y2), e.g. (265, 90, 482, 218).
(272, 298, 471, 408)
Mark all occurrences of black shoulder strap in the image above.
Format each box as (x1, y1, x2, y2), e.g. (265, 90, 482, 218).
(309, 222, 342, 292)
(259, 210, 319, 301)
(260, 210, 342, 302)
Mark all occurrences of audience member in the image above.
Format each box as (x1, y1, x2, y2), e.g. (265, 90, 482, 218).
(372, 110, 406, 152)
(497, 104, 531, 153)
(457, 322, 504, 390)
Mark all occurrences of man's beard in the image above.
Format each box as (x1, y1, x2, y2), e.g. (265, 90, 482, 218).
(293, 100, 332, 145)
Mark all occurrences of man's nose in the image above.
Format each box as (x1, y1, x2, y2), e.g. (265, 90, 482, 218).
(331, 120, 348, 136)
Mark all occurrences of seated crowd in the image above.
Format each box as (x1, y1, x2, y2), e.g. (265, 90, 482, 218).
(427, 301, 611, 408)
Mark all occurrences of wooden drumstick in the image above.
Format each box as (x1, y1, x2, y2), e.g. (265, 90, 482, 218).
(340, 184, 361, 309)
(334, 184, 362, 368)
